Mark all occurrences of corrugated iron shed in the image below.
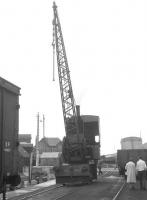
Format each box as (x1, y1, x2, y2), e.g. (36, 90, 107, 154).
(40, 152, 61, 158)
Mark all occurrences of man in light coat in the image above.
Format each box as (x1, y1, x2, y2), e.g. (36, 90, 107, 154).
(125, 158, 136, 190)
(136, 156, 147, 190)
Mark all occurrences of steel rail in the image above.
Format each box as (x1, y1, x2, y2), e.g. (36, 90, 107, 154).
(53, 191, 75, 200)
(15, 185, 75, 200)
(8, 169, 123, 200)
(54, 173, 125, 200)
(112, 179, 126, 200)
(8, 185, 63, 200)
(101, 168, 126, 200)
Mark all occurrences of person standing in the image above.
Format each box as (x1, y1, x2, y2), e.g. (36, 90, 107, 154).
(136, 156, 147, 190)
(125, 158, 136, 189)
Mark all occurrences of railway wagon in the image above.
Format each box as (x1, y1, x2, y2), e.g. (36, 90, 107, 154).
(117, 149, 147, 176)
(0, 77, 21, 192)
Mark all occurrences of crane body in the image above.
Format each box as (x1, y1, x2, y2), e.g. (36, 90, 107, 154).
(52, 2, 100, 184)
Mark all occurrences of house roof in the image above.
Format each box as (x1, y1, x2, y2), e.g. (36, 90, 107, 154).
(40, 137, 61, 147)
(40, 152, 61, 158)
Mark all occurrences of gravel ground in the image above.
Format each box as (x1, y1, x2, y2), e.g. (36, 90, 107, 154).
(56, 176, 124, 200)
(117, 181, 147, 200)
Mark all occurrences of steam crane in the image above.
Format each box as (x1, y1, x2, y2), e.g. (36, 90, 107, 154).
(52, 2, 100, 184)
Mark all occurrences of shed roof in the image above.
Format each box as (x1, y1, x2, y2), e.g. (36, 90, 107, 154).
(40, 152, 61, 158)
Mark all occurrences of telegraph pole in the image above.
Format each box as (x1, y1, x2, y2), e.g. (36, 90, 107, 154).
(43, 114, 45, 138)
(36, 113, 40, 167)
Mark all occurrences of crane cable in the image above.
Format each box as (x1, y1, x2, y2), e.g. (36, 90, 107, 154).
(52, 19, 55, 81)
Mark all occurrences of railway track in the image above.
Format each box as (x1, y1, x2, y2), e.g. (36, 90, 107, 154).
(112, 181, 126, 200)
(102, 168, 126, 200)
(8, 184, 64, 200)
(7, 168, 126, 200)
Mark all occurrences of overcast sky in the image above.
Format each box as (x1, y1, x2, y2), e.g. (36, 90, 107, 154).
(0, 0, 147, 155)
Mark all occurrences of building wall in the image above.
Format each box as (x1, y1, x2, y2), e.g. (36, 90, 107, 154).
(56, 142, 62, 152)
(19, 134, 32, 143)
(142, 143, 147, 149)
(40, 158, 60, 166)
(39, 141, 62, 153)
(39, 142, 48, 153)
(18, 155, 29, 173)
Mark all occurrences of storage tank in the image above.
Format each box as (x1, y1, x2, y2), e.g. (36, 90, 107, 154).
(121, 137, 142, 149)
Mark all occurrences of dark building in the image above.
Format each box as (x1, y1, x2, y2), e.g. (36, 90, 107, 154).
(18, 145, 30, 173)
(19, 134, 32, 143)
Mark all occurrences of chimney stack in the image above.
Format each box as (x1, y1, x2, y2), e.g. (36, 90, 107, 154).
(76, 105, 80, 117)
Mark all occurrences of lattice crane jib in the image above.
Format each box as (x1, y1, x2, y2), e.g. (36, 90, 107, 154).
(52, 2, 79, 137)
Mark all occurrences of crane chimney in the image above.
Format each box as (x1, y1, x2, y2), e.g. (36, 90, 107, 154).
(76, 105, 80, 117)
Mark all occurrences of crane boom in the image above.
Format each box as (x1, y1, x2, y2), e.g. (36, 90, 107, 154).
(52, 2, 79, 138)
(52, 2, 100, 185)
